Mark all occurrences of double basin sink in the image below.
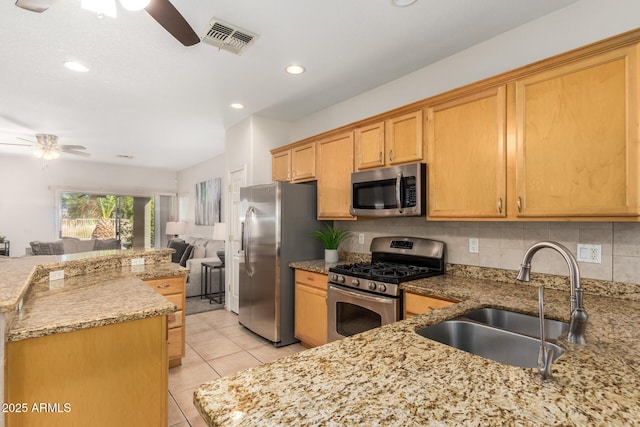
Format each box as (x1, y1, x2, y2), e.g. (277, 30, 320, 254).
(417, 308, 569, 368)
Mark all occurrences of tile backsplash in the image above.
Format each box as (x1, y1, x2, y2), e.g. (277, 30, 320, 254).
(337, 218, 640, 285)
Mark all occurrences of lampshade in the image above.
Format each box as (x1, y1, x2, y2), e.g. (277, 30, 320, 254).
(212, 222, 227, 241)
(166, 221, 187, 236)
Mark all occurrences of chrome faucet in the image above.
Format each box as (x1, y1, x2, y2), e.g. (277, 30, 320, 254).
(537, 286, 554, 379)
(516, 241, 588, 345)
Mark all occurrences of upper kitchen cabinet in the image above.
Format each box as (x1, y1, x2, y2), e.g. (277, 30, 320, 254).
(271, 142, 316, 183)
(317, 131, 355, 219)
(272, 149, 291, 181)
(354, 111, 423, 171)
(291, 142, 316, 182)
(426, 86, 507, 219)
(514, 44, 640, 218)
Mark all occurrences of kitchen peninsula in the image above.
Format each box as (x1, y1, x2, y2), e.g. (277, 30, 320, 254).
(194, 263, 640, 426)
(0, 249, 186, 427)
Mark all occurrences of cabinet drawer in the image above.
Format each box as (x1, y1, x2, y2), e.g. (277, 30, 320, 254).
(404, 293, 455, 318)
(167, 327, 184, 359)
(295, 270, 328, 291)
(145, 276, 184, 296)
(167, 310, 183, 329)
(164, 293, 183, 311)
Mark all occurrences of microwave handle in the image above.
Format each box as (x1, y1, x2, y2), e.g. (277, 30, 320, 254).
(396, 171, 404, 214)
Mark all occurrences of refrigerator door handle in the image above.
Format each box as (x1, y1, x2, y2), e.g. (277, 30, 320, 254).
(244, 206, 255, 277)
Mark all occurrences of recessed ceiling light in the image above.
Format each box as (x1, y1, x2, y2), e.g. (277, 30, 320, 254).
(392, 0, 417, 6)
(116, 154, 135, 159)
(285, 64, 305, 75)
(64, 61, 90, 72)
(230, 103, 244, 109)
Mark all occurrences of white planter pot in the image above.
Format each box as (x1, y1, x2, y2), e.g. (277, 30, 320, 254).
(325, 249, 339, 263)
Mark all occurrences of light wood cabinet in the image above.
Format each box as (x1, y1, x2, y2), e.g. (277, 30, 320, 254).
(291, 142, 316, 182)
(354, 121, 386, 170)
(404, 292, 456, 318)
(6, 316, 168, 427)
(426, 86, 507, 218)
(354, 111, 423, 171)
(317, 131, 355, 219)
(294, 270, 328, 348)
(272, 149, 291, 181)
(144, 274, 186, 367)
(514, 44, 640, 218)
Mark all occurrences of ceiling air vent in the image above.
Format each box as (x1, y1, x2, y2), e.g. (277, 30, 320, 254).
(202, 19, 258, 55)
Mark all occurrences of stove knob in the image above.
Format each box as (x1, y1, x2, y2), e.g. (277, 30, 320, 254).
(351, 279, 360, 287)
(337, 275, 345, 283)
(368, 282, 376, 291)
(378, 284, 387, 293)
(330, 274, 338, 281)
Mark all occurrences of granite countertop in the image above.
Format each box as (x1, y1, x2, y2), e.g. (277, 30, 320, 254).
(1, 249, 187, 341)
(194, 272, 640, 425)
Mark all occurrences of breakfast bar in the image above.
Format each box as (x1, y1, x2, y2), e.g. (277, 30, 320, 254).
(194, 265, 640, 425)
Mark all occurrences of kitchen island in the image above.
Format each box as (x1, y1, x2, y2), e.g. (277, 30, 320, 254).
(194, 262, 640, 425)
(0, 249, 186, 427)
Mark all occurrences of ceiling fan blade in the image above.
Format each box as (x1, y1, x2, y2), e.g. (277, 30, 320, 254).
(145, 0, 200, 46)
(17, 136, 37, 144)
(59, 144, 87, 150)
(15, 0, 53, 13)
(0, 142, 34, 147)
(62, 149, 91, 157)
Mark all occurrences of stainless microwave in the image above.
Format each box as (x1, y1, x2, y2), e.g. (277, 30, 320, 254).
(350, 162, 426, 217)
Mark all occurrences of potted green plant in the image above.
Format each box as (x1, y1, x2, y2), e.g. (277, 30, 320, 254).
(313, 226, 352, 263)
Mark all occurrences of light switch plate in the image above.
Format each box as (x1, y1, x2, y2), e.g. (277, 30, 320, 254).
(131, 258, 145, 266)
(469, 238, 479, 254)
(358, 233, 365, 244)
(577, 244, 601, 264)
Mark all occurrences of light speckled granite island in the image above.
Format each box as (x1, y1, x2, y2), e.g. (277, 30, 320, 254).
(194, 261, 640, 426)
(0, 249, 186, 427)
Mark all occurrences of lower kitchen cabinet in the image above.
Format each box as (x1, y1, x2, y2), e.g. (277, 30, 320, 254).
(144, 274, 186, 367)
(404, 292, 456, 319)
(5, 316, 168, 427)
(294, 269, 328, 348)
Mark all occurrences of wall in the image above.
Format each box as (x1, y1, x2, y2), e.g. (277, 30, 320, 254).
(289, 0, 640, 141)
(0, 154, 178, 256)
(176, 153, 226, 239)
(338, 219, 640, 285)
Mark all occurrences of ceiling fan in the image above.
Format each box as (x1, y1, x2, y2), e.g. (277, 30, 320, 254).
(14, 0, 200, 46)
(0, 134, 91, 160)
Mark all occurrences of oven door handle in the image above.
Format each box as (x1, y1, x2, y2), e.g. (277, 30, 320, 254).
(395, 171, 404, 214)
(329, 285, 395, 304)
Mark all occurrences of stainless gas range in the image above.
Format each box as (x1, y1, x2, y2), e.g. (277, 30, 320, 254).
(327, 236, 446, 342)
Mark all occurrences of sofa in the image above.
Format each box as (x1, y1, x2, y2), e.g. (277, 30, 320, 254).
(27, 237, 121, 255)
(168, 237, 225, 298)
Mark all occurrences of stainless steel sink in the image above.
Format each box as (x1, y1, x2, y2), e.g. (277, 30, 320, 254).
(462, 307, 569, 341)
(416, 320, 566, 368)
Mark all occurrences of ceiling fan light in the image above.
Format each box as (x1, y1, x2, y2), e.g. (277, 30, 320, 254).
(33, 149, 44, 159)
(119, 0, 150, 11)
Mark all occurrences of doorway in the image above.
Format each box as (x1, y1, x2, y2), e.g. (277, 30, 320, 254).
(227, 166, 246, 314)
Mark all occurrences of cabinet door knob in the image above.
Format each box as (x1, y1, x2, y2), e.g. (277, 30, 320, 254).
(497, 198, 503, 214)
(517, 197, 523, 213)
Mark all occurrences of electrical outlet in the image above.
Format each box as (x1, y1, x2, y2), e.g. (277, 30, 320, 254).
(49, 270, 64, 281)
(469, 238, 479, 254)
(577, 244, 601, 264)
(358, 233, 365, 244)
(131, 258, 145, 266)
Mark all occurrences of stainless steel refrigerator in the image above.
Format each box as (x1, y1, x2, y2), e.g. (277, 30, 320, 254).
(238, 182, 328, 347)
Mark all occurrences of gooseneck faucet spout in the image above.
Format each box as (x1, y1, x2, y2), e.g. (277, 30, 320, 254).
(516, 241, 587, 345)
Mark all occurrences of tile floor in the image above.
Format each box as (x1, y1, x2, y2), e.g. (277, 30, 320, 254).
(168, 309, 307, 426)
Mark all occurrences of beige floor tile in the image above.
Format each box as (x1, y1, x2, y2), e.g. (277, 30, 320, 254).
(247, 343, 297, 364)
(184, 317, 216, 337)
(229, 331, 269, 350)
(185, 328, 226, 347)
(192, 336, 243, 361)
(216, 323, 254, 339)
(209, 350, 262, 377)
(169, 421, 189, 427)
(178, 343, 206, 367)
(171, 386, 203, 421)
(200, 310, 240, 329)
(168, 360, 220, 394)
(189, 414, 211, 427)
(168, 392, 187, 426)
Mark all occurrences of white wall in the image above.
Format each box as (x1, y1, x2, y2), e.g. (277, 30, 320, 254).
(176, 153, 226, 238)
(290, 0, 640, 141)
(0, 154, 177, 256)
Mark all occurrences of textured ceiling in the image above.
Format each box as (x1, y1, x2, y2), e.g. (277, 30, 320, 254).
(0, 0, 578, 170)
